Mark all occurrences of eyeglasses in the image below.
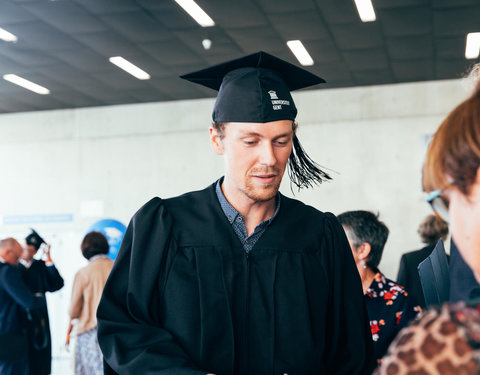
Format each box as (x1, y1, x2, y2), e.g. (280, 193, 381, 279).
(426, 189, 449, 223)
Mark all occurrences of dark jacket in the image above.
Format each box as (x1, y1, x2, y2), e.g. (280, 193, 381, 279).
(0, 262, 45, 363)
(397, 245, 436, 308)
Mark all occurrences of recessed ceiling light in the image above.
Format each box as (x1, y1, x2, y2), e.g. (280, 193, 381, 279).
(202, 38, 212, 50)
(287, 40, 314, 66)
(109, 56, 151, 80)
(0, 27, 18, 42)
(465, 32, 480, 59)
(354, 0, 376, 22)
(174, 0, 215, 27)
(3, 74, 50, 95)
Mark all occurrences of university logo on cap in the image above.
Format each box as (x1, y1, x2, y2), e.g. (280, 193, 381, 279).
(268, 90, 279, 100)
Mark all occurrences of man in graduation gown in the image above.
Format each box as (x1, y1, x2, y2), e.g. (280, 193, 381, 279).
(18, 230, 64, 375)
(97, 51, 375, 375)
(0, 238, 46, 375)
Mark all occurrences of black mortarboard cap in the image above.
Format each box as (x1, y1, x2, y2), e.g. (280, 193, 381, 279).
(25, 229, 46, 251)
(180, 51, 325, 123)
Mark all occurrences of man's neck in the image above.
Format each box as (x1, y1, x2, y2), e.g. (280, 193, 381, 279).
(221, 181, 277, 235)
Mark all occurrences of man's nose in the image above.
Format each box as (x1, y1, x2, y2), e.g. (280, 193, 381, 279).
(258, 142, 276, 166)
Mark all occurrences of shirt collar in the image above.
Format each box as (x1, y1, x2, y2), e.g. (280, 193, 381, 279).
(19, 259, 33, 268)
(0, 256, 5, 264)
(215, 177, 281, 226)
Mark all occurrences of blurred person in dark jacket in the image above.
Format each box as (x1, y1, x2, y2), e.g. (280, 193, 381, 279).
(396, 214, 448, 308)
(0, 237, 45, 375)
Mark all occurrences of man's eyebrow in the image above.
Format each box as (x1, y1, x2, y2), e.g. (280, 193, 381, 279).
(239, 131, 262, 137)
(238, 131, 292, 139)
(273, 133, 292, 139)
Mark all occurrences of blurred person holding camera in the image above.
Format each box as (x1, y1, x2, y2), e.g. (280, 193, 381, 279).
(18, 229, 64, 375)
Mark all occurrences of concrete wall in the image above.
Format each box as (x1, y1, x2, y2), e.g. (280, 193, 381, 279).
(0, 78, 470, 372)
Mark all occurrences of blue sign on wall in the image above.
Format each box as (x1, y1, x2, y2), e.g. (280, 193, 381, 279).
(87, 219, 127, 261)
(3, 214, 73, 225)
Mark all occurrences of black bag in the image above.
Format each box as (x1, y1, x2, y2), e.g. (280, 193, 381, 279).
(0, 332, 28, 362)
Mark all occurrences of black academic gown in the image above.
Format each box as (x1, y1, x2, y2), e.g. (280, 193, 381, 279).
(18, 259, 64, 375)
(97, 183, 375, 375)
(0, 262, 45, 371)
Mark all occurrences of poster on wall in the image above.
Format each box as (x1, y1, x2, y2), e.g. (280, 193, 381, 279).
(86, 219, 127, 261)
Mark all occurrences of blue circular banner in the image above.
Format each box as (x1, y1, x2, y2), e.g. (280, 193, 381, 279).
(87, 218, 126, 260)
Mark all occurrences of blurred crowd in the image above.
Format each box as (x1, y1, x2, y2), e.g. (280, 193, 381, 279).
(0, 230, 112, 375)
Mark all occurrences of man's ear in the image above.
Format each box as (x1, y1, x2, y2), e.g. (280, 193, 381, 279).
(209, 126, 224, 155)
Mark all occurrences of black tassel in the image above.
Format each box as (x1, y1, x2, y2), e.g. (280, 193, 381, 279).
(288, 135, 332, 191)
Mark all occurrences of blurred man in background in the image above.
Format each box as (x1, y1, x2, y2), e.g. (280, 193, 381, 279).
(18, 230, 64, 375)
(0, 237, 45, 375)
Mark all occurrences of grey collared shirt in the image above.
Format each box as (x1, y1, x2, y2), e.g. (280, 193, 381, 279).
(215, 178, 281, 253)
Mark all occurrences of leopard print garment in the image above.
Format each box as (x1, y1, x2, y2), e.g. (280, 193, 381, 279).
(375, 302, 480, 375)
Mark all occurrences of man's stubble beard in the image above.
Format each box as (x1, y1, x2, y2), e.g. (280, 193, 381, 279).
(242, 176, 282, 202)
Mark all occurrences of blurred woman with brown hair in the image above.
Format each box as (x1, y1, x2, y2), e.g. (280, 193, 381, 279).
(377, 65, 480, 374)
(66, 232, 113, 375)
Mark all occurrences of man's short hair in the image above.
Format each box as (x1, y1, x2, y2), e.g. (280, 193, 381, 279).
(81, 231, 109, 260)
(211, 121, 298, 140)
(337, 210, 389, 269)
(0, 237, 17, 250)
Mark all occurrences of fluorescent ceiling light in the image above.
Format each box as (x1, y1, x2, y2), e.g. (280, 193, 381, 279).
(354, 0, 376, 22)
(0, 27, 18, 42)
(109, 56, 151, 80)
(174, 0, 215, 27)
(287, 40, 314, 66)
(465, 32, 480, 59)
(3, 74, 50, 95)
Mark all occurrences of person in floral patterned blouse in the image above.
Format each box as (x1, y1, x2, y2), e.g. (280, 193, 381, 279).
(338, 210, 421, 363)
